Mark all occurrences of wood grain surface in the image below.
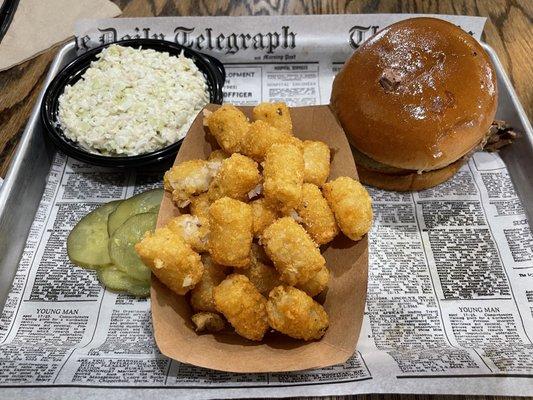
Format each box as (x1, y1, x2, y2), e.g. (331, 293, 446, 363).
(0, 2, 530, 398)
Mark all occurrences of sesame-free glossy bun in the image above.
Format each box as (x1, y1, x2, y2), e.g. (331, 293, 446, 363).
(330, 17, 497, 172)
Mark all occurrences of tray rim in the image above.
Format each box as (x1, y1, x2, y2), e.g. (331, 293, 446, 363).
(0, 41, 77, 212)
(481, 43, 532, 137)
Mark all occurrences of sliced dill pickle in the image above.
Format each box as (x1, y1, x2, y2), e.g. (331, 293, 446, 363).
(107, 189, 163, 235)
(97, 265, 150, 297)
(109, 212, 157, 282)
(67, 200, 121, 269)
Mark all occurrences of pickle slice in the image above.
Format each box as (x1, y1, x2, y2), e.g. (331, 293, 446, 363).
(107, 189, 163, 235)
(97, 265, 150, 297)
(109, 212, 157, 282)
(67, 200, 121, 269)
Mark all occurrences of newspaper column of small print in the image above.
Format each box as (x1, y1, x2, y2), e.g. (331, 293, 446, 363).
(42, 157, 168, 385)
(0, 153, 166, 385)
(0, 154, 66, 346)
(364, 185, 486, 377)
(464, 153, 533, 373)
(0, 153, 95, 384)
(223, 63, 320, 106)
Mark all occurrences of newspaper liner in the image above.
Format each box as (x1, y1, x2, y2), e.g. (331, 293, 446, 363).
(153, 104, 369, 373)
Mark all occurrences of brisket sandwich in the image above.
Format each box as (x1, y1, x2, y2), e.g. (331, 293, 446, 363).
(330, 17, 498, 191)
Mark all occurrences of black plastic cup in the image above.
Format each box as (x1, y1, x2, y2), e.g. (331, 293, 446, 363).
(41, 39, 225, 168)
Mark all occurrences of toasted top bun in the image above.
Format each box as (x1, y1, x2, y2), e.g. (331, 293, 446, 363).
(330, 17, 497, 171)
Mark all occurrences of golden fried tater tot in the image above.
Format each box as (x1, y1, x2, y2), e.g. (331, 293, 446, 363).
(205, 152, 227, 178)
(263, 143, 304, 213)
(251, 198, 278, 238)
(205, 150, 228, 178)
(287, 136, 304, 150)
(164, 160, 217, 208)
(252, 102, 292, 135)
(213, 274, 269, 341)
(208, 153, 261, 202)
(303, 140, 331, 186)
(191, 312, 225, 332)
(135, 227, 203, 295)
(189, 193, 211, 220)
(165, 214, 209, 253)
(209, 197, 253, 268)
(205, 104, 250, 153)
(262, 217, 325, 285)
(242, 244, 282, 295)
(296, 264, 329, 297)
(295, 183, 339, 245)
(267, 286, 329, 340)
(190, 255, 228, 312)
(208, 149, 229, 162)
(322, 177, 373, 241)
(242, 120, 293, 162)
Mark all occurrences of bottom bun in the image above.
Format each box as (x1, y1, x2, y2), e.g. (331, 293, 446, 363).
(357, 157, 465, 191)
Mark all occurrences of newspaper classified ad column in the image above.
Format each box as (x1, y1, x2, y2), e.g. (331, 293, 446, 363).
(0, 154, 73, 385)
(53, 163, 173, 386)
(0, 155, 65, 342)
(413, 155, 533, 376)
(222, 67, 263, 105)
(0, 154, 130, 385)
(462, 152, 533, 373)
(363, 183, 490, 378)
(262, 63, 320, 105)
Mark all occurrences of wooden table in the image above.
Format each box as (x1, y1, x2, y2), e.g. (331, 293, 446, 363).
(0, 1, 531, 399)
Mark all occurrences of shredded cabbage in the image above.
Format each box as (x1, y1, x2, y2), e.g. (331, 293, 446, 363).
(58, 44, 209, 156)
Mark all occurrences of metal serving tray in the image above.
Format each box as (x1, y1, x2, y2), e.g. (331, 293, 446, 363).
(0, 41, 532, 309)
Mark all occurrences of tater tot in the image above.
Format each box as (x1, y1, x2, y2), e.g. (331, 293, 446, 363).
(205, 104, 250, 153)
(206, 159, 224, 177)
(303, 140, 331, 186)
(213, 274, 269, 341)
(209, 197, 253, 268)
(251, 198, 279, 238)
(191, 312, 225, 332)
(295, 183, 339, 245)
(135, 227, 203, 295)
(252, 102, 292, 135)
(263, 143, 304, 212)
(190, 255, 228, 312)
(242, 120, 293, 161)
(287, 136, 304, 150)
(164, 160, 216, 208)
(189, 193, 211, 220)
(296, 264, 330, 297)
(267, 286, 329, 340)
(262, 217, 325, 285)
(208, 149, 229, 162)
(322, 177, 373, 241)
(165, 214, 209, 253)
(208, 153, 261, 202)
(242, 244, 282, 295)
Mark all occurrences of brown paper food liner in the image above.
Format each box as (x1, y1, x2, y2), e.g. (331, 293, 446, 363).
(0, 0, 121, 72)
(152, 104, 368, 373)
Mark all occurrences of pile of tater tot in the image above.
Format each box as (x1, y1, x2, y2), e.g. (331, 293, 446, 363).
(135, 102, 373, 342)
